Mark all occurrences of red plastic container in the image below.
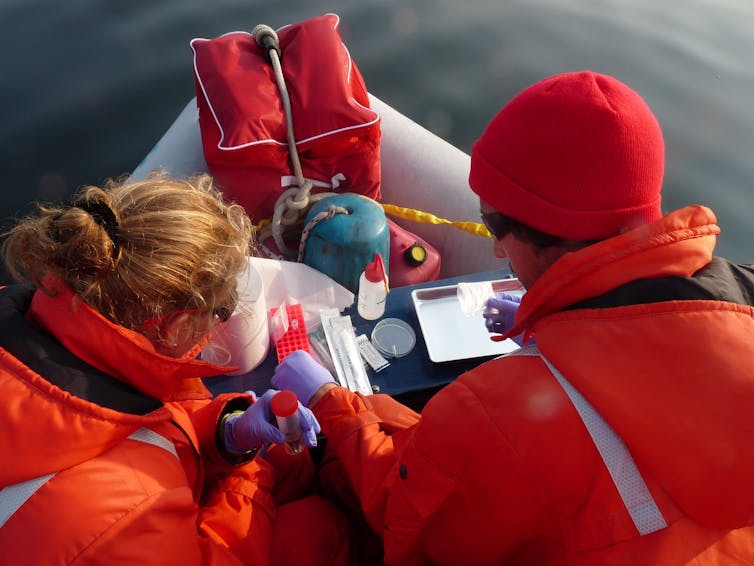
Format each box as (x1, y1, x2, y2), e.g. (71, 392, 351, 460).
(387, 218, 441, 287)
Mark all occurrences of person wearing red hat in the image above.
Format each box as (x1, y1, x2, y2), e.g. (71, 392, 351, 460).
(272, 71, 754, 564)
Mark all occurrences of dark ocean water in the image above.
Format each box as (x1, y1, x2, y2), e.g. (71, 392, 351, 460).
(2, 0, 753, 283)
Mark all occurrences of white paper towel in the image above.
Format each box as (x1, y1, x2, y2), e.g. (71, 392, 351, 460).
(250, 257, 355, 331)
(456, 281, 494, 316)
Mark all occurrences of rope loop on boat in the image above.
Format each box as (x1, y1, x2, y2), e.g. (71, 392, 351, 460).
(260, 186, 339, 258)
(253, 23, 347, 259)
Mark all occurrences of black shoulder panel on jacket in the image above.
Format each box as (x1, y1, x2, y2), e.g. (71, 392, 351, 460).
(0, 285, 162, 415)
(570, 257, 754, 310)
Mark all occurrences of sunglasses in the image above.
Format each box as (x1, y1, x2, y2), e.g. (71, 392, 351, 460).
(480, 211, 514, 240)
(213, 304, 234, 323)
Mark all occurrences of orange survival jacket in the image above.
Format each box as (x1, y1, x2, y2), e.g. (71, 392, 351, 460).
(313, 205, 754, 564)
(0, 279, 276, 564)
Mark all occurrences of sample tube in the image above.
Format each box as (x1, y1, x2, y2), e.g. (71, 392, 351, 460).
(270, 390, 304, 455)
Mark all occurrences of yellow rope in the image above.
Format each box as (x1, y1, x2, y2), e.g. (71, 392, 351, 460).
(253, 218, 271, 233)
(380, 203, 493, 238)
(253, 202, 494, 239)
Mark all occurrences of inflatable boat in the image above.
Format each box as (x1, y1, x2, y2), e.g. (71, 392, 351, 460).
(130, 93, 516, 399)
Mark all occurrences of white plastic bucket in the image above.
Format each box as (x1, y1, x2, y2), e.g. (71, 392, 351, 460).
(202, 259, 270, 374)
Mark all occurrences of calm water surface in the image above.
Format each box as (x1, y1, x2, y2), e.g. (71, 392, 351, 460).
(2, 0, 753, 282)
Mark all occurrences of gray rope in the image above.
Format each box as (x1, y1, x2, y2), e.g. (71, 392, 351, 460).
(296, 205, 350, 262)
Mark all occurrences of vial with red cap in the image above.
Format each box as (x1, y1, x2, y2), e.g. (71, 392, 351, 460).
(357, 253, 389, 320)
(270, 390, 304, 455)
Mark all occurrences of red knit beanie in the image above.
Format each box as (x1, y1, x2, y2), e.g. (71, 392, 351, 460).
(470, 71, 664, 240)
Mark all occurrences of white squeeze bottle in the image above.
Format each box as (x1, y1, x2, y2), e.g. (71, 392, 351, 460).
(357, 253, 389, 320)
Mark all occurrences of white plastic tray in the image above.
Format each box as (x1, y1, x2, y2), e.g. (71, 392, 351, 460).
(411, 278, 525, 363)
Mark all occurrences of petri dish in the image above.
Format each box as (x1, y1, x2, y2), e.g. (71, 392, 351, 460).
(371, 318, 416, 358)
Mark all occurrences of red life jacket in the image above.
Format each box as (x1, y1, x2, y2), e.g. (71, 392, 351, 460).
(191, 13, 381, 222)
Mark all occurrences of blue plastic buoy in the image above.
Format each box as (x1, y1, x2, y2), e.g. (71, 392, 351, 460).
(301, 194, 390, 294)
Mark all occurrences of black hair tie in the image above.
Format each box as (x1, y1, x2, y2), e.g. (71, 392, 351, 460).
(75, 199, 121, 254)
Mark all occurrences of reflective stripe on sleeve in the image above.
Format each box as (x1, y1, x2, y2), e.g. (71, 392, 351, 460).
(0, 473, 55, 528)
(0, 427, 177, 528)
(127, 427, 179, 459)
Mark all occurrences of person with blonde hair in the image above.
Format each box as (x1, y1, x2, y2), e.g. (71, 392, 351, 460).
(0, 173, 350, 564)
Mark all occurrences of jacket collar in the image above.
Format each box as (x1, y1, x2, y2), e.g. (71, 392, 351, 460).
(509, 205, 720, 338)
(26, 275, 236, 401)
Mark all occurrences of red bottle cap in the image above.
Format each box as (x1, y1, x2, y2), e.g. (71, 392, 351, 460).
(364, 253, 387, 283)
(270, 390, 299, 417)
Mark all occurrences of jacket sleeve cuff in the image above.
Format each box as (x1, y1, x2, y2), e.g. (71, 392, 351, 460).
(194, 393, 254, 470)
(215, 401, 260, 465)
(313, 387, 392, 440)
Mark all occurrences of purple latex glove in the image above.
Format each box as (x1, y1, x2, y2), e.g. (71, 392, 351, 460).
(272, 350, 337, 406)
(482, 292, 530, 346)
(224, 389, 321, 454)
